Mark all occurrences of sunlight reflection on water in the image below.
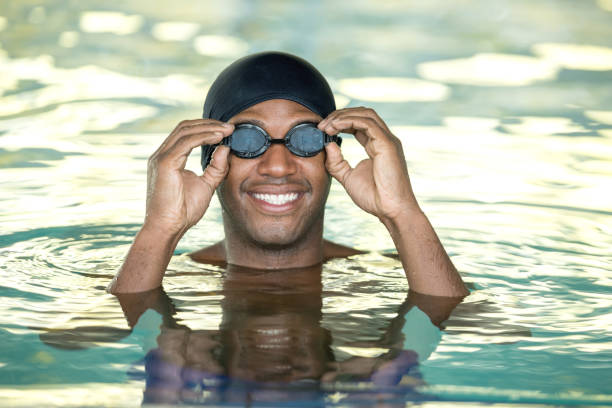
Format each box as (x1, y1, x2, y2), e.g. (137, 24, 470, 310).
(532, 43, 612, 71)
(79, 11, 144, 35)
(338, 77, 450, 102)
(418, 53, 560, 86)
(151, 21, 200, 42)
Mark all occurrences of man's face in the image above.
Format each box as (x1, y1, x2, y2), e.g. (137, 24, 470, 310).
(218, 99, 331, 248)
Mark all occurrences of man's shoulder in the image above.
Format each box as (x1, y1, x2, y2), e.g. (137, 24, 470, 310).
(189, 241, 226, 265)
(322, 239, 364, 261)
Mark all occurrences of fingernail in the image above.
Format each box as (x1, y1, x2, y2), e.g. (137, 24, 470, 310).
(222, 122, 232, 127)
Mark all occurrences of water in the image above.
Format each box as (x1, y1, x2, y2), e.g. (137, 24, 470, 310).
(1, 0, 611, 406)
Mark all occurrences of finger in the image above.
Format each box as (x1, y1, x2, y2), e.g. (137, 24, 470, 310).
(158, 131, 226, 171)
(326, 116, 404, 161)
(200, 145, 230, 188)
(154, 119, 213, 155)
(321, 115, 381, 144)
(160, 121, 233, 155)
(319, 107, 390, 133)
(324, 142, 353, 186)
(155, 120, 233, 156)
(318, 108, 352, 131)
(320, 106, 386, 129)
(350, 107, 391, 133)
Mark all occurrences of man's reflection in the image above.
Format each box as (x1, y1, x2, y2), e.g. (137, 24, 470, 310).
(112, 264, 462, 405)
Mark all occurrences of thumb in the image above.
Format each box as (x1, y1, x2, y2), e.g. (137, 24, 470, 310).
(324, 142, 353, 186)
(200, 145, 229, 189)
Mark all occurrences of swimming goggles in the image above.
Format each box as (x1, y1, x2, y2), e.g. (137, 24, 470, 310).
(220, 122, 342, 159)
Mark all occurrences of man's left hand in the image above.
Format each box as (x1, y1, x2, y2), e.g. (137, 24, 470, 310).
(318, 107, 420, 223)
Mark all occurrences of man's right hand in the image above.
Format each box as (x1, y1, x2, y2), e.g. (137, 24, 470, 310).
(144, 119, 234, 237)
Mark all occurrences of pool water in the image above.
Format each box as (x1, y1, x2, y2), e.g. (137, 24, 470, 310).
(1, 1, 611, 406)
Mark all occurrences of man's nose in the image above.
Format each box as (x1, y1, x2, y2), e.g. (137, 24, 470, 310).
(256, 142, 298, 178)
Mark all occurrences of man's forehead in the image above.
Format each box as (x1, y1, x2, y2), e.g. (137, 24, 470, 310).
(229, 99, 322, 124)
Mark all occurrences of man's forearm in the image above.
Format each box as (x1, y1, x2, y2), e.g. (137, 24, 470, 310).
(382, 208, 468, 297)
(107, 225, 181, 294)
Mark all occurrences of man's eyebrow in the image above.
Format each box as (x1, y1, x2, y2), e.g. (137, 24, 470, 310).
(232, 118, 266, 127)
(232, 117, 320, 129)
(289, 118, 320, 127)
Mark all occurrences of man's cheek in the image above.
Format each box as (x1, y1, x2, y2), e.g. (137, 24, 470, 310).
(216, 181, 232, 212)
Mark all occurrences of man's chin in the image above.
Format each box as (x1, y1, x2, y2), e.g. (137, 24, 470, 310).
(248, 229, 303, 250)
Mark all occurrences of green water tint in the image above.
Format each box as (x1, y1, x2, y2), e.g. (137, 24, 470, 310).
(1, 0, 612, 406)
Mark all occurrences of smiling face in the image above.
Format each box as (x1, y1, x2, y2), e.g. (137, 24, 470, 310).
(217, 99, 331, 252)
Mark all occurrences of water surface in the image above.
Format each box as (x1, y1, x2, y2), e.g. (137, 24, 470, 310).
(1, 1, 611, 406)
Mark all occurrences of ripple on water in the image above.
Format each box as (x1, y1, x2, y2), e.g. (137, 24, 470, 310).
(0, 226, 140, 360)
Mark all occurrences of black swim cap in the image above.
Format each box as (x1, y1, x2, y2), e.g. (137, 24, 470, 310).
(201, 51, 336, 169)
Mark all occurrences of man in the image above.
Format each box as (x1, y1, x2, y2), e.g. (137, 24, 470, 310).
(108, 51, 468, 298)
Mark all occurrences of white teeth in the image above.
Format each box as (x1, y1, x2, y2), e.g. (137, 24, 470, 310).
(252, 193, 299, 205)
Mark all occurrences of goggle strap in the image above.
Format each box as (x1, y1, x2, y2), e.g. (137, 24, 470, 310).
(324, 134, 342, 147)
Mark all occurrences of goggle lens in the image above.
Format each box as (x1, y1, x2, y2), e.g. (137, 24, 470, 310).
(230, 126, 268, 158)
(286, 124, 325, 157)
(223, 123, 340, 159)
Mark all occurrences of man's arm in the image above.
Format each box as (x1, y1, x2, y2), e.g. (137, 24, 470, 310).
(319, 108, 468, 297)
(108, 119, 234, 294)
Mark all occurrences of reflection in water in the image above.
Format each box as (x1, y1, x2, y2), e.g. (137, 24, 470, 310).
(39, 264, 467, 406)
(125, 267, 446, 405)
(29, 258, 539, 406)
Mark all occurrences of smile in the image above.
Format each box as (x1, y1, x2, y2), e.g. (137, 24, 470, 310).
(251, 193, 299, 206)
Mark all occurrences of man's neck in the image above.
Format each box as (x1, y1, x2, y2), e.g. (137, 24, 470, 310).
(223, 225, 325, 269)
(189, 237, 363, 267)
(188, 216, 363, 268)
